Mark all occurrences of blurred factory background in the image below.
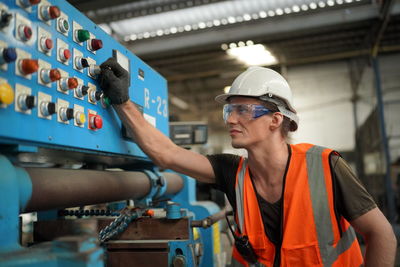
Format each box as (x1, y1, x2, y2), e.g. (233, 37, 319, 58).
(1, 0, 399, 266)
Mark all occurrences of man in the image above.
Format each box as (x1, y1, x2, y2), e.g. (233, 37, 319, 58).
(99, 58, 397, 267)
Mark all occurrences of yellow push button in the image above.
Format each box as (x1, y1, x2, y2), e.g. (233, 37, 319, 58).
(0, 82, 14, 105)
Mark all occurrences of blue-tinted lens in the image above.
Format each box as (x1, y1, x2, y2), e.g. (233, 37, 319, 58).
(253, 105, 271, 119)
(223, 104, 271, 122)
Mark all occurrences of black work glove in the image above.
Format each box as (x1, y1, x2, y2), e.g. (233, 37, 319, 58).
(98, 57, 130, 105)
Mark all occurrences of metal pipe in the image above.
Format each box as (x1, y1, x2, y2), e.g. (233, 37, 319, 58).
(23, 168, 183, 213)
(372, 57, 396, 222)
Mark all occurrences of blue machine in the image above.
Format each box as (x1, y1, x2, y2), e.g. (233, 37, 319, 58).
(0, 1, 222, 266)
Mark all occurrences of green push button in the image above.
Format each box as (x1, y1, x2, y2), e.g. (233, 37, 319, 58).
(76, 29, 90, 42)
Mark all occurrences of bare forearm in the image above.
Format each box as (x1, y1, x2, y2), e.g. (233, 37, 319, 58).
(113, 101, 177, 168)
(364, 228, 397, 267)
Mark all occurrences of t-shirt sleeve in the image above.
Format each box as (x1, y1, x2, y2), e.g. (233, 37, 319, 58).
(206, 153, 241, 209)
(332, 155, 377, 221)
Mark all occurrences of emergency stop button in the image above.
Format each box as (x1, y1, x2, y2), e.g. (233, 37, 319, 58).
(89, 114, 102, 130)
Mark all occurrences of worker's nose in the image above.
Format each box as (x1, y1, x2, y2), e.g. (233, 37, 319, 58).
(225, 110, 239, 124)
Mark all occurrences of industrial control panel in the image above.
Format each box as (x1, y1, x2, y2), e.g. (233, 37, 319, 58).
(0, 0, 169, 162)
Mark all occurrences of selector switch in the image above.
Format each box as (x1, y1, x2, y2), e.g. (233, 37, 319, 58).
(19, 59, 39, 75)
(18, 94, 36, 111)
(59, 77, 78, 91)
(76, 29, 90, 43)
(18, 24, 32, 42)
(75, 85, 89, 98)
(40, 68, 61, 84)
(0, 9, 13, 29)
(88, 39, 103, 51)
(40, 37, 53, 53)
(89, 90, 102, 103)
(40, 101, 56, 116)
(40, 5, 60, 21)
(0, 82, 14, 105)
(0, 48, 17, 65)
(59, 107, 74, 121)
(89, 64, 101, 76)
(74, 56, 89, 70)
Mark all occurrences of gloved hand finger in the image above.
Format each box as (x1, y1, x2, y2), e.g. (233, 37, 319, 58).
(100, 57, 116, 70)
(98, 68, 117, 88)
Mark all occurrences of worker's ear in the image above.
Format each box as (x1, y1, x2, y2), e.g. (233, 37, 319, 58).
(269, 112, 284, 131)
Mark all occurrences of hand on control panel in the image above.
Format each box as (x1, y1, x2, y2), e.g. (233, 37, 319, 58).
(98, 57, 130, 105)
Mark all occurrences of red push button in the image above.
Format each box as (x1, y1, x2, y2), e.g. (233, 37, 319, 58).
(89, 39, 103, 51)
(67, 78, 78, 89)
(18, 25, 32, 42)
(90, 114, 103, 130)
(59, 48, 71, 62)
(20, 0, 41, 7)
(40, 68, 61, 83)
(40, 37, 53, 52)
(41, 5, 60, 21)
(19, 59, 39, 75)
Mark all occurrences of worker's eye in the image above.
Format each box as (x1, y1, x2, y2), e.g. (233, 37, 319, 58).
(236, 105, 249, 114)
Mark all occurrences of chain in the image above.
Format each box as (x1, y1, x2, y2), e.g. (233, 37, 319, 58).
(98, 208, 143, 243)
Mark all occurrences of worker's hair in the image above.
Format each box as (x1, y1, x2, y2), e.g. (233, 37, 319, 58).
(262, 100, 296, 138)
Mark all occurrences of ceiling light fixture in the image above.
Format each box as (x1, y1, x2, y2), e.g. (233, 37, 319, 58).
(226, 42, 277, 66)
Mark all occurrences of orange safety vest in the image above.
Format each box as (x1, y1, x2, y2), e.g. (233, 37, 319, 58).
(232, 143, 364, 267)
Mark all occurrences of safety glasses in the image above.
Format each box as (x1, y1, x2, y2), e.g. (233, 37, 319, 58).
(223, 104, 273, 123)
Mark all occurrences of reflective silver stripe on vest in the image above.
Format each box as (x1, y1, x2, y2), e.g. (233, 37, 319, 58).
(235, 158, 247, 233)
(306, 145, 357, 266)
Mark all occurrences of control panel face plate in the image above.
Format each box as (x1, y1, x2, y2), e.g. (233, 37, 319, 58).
(0, 0, 169, 161)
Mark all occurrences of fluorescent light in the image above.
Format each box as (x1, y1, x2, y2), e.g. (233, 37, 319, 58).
(227, 43, 277, 66)
(170, 96, 189, 110)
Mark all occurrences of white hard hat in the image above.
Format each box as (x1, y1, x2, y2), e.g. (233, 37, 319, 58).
(215, 66, 299, 128)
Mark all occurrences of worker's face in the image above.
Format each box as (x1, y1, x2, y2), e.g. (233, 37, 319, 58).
(225, 97, 275, 149)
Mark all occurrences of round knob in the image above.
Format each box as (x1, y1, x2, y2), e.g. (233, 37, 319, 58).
(90, 115, 102, 129)
(40, 37, 53, 52)
(0, 11, 13, 29)
(41, 5, 60, 20)
(76, 29, 90, 43)
(18, 24, 32, 42)
(19, 59, 39, 75)
(58, 18, 69, 33)
(40, 101, 56, 116)
(89, 39, 103, 51)
(60, 107, 74, 121)
(0, 82, 14, 105)
(75, 85, 89, 97)
(0, 47, 17, 64)
(18, 94, 35, 110)
(59, 48, 71, 62)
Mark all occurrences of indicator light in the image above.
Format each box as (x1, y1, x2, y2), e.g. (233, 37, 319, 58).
(89, 39, 103, 51)
(75, 111, 86, 125)
(40, 5, 60, 21)
(59, 48, 71, 62)
(40, 68, 61, 83)
(58, 18, 69, 33)
(75, 85, 89, 98)
(18, 24, 32, 42)
(40, 37, 53, 52)
(76, 29, 90, 43)
(0, 82, 14, 105)
(59, 107, 74, 121)
(0, 10, 13, 29)
(89, 114, 103, 129)
(59, 77, 78, 91)
(40, 101, 56, 116)
(101, 96, 111, 108)
(0, 47, 17, 64)
(18, 94, 36, 110)
(19, 59, 39, 75)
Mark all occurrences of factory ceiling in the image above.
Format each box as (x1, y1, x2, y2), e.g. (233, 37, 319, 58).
(68, 0, 400, 132)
